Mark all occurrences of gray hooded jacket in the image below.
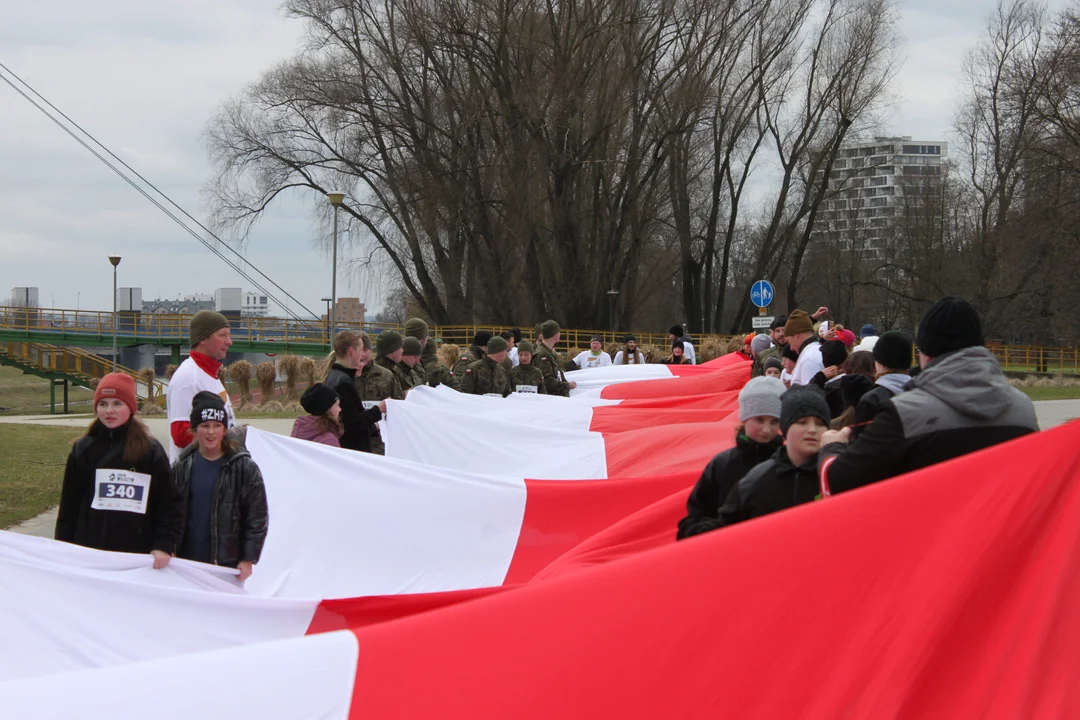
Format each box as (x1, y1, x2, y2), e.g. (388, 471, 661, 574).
(819, 346, 1038, 494)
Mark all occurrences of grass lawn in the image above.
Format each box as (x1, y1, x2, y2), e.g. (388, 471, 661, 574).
(0, 424, 83, 529)
(1018, 386, 1080, 401)
(0, 366, 95, 415)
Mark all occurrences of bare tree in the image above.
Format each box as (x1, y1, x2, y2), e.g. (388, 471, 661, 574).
(726, 0, 900, 332)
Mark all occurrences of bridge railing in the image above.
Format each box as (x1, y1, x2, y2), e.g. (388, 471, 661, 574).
(2, 307, 1080, 372)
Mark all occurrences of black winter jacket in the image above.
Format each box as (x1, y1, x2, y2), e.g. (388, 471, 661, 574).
(172, 445, 269, 568)
(819, 347, 1039, 494)
(850, 373, 910, 439)
(677, 435, 784, 539)
(714, 447, 821, 527)
(55, 422, 182, 555)
(326, 363, 383, 452)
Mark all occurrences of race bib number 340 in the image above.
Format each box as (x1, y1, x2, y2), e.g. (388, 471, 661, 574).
(92, 469, 151, 515)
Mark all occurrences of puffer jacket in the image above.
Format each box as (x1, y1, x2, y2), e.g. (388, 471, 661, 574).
(819, 346, 1039, 495)
(714, 446, 821, 527)
(290, 414, 341, 447)
(172, 444, 269, 568)
(55, 421, 182, 555)
(677, 434, 784, 539)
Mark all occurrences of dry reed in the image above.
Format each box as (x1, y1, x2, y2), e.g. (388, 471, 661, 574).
(300, 356, 317, 386)
(165, 364, 178, 379)
(228, 360, 255, 412)
(278, 355, 302, 404)
(255, 361, 278, 408)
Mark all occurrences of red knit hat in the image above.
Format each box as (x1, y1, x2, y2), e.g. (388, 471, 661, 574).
(94, 373, 138, 414)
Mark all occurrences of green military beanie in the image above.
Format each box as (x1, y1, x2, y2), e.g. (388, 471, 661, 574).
(402, 336, 422, 357)
(376, 330, 404, 356)
(539, 319, 560, 339)
(189, 310, 230, 348)
(487, 335, 508, 354)
(404, 318, 429, 341)
(517, 340, 534, 354)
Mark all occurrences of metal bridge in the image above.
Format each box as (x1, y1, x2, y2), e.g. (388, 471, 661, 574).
(0, 340, 167, 414)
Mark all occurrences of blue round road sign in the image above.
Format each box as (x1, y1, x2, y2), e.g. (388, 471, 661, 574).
(750, 280, 774, 309)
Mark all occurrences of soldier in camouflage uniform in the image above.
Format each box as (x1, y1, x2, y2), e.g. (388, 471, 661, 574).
(404, 317, 454, 390)
(355, 331, 404, 455)
(498, 330, 516, 374)
(508, 340, 546, 394)
(400, 337, 426, 389)
(459, 336, 511, 396)
(533, 320, 577, 397)
(403, 319, 429, 385)
(374, 330, 414, 394)
(452, 330, 491, 380)
(753, 315, 787, 377)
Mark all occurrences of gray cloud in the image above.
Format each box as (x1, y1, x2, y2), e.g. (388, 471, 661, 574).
(0, 0, 1071, 316)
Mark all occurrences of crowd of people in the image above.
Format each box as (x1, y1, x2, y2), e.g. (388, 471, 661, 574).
(52, 298, 1041, 581)
(678, 296, 1040, 538)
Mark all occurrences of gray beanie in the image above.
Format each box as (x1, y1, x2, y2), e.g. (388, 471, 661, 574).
(780, 385, 831, 435)
(750, 334, 773, 357)
(738, 376, 786, 421)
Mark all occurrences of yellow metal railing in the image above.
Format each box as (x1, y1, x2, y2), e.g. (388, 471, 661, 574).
(1, 341, 167, 401)
(2, 307, 1079, 373)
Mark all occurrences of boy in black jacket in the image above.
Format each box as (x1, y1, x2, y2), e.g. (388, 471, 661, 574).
(678, 377, 786, 539)
(712, 385, 831, 528)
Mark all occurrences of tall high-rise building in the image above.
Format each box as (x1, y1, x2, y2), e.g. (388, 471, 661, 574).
(815, 136, 948, 255)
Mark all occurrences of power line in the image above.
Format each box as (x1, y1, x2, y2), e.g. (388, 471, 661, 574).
(0, 60, 319, 321)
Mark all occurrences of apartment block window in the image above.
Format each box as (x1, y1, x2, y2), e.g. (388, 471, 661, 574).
(870, 176, 887, 186)
(870, 197, 888, 207)
(902, 144, 942, 155)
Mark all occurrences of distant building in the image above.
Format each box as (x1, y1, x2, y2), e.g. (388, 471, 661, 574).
(815, 136, 948, 255)
(242, 292, 271, 317)
(143, 297, 215, 315)
(321, 298, 366, 326)
(10, 287, 39, 307)
(116, 287, 143, 312)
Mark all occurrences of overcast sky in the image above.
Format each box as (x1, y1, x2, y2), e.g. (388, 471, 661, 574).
(0, 0, 1069, 317)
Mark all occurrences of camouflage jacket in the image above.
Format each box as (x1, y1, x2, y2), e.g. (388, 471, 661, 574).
(402, 360, 426, 389)
(421, 344, 456, 390)
(356, 360, 403, 403)
(754, 343, 782, 377)
(459, 356, 510, 397)
(509, 363, 547, 394)
(533, 342, 571, 397)
(452, 345, 485, 379)
(375, 355, 414, 394)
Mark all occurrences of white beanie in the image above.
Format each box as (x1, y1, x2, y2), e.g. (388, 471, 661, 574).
(738, 376, 786, 421)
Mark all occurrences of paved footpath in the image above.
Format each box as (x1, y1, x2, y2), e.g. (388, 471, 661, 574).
(4, 401, 1078, 538)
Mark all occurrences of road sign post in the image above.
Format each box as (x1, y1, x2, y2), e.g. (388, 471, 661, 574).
(750, 280, 775, 309)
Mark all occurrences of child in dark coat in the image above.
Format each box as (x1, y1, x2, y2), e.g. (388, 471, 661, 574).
(677, 377, 786, 539)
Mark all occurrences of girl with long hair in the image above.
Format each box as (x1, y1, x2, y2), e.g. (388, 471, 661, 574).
(55, 373, 182, 567)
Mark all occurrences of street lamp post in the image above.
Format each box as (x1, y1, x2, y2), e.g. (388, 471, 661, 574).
(108, 254, 122, 371)
(321, 297, 333, 345)
(607, 289, 619, 340)
(327, 192, 346, 335)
